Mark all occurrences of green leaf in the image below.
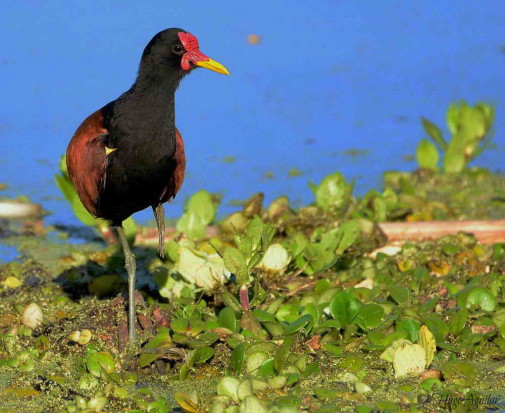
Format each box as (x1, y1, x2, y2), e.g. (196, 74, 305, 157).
(419, 325, 436, 367)
(396, 319, 421, 342)
(335, 220, 361, 254)
(274, 337, 293, 372)
(291, 232, 309, 259)
(276, 304, 303, 323)
(283, 314, 313, 335)
(424, 317, 449, 343)
(421, 117, 447, 150)
(442, 101, 496, 172)
(257, 358, 275, 377)
(246, 215, 265, 250)
(186, 190, 216, 223)
(329, 292, 361, 326)
(59, 154, 69, 176)
(319, 229, 340, 251)
(223, 247, 249, 285)
(492, 309, 505, 339)
(443, 134, 466, 173)
(230, 344, 245, 373)
(449, 309, 468, 336)
(221, 289, 242, 313)
(261, 222, 276, 251)
(87, 352, 116, 377)
(250, 276, 266, 307)
(380, 338, 412, 362)
(174, 392, 198, 413)
(176, 247, 230, 290)
(315, 319, 341, 331)
(188, 332, 218, 348)
(441, 360, 480, 387)
(356, 304, 385, 330)
(465, 287, 497, 312)
(187, 348, 201, 368)
(262, 321, 285, 337)
(393, 343, 426, 378)
(138, 329, 173, 368)
(305, 246, 338, 274)
(188, 320, 207, 337)
(446, 103, 460, 135)
(373, 197, 387, 222)
(197, 346, 214, 363)
(302, 361, 321, 377)
(322, 344, 344, 357)
(416, 139, 439, 170)
(302, 303, 320, 332)
(122, 217, 137, 246)
(389, 285, 410, 304)
(218, 307, 237, 332)
(253, 309, 277, 323)
(165, 240, 180, 262)
(310, 172, 354, 212)
(176, 190, 217, 239)
(179, 363, 189, 380)
(176, 214, 206, 240)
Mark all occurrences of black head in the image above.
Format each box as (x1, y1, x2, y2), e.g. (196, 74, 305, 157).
(140, 28, 229, 76)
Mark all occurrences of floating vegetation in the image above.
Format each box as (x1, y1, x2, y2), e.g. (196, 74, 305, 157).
(221, 156, 237, 164)
(416, 101, 495, 173)
(0, 101, 504, 412)
(288, 168, 303, 177)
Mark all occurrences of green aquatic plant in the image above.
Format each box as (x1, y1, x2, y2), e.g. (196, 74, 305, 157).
(3, 111, 505, 412)
(293, 220, 361, 274)
(176, 189, 219, 239)
(417, 100, 495, 172)
(55, 155, 137, 243)
(309, 172, 354, 213)
(223, 215, 276, 309)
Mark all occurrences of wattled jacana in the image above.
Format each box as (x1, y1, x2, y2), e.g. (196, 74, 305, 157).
(66, 28, 229, 345)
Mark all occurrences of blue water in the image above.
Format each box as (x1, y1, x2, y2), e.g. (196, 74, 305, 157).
(0, 244, 18, 263)
(1, 0, 504, 233)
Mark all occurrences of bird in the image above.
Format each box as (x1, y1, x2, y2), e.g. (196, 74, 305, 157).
(66, 28, 229, 345)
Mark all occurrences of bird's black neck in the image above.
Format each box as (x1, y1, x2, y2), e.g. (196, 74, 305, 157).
(105, 65, 184, 158)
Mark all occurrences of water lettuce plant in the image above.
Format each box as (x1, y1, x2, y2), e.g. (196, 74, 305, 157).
(417, 100, 495, 172)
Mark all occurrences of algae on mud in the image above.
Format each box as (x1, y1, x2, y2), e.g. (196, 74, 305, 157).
(0, 164, 504, 412)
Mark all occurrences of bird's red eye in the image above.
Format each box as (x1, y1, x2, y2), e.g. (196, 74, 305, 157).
(173, 45, 184, 53)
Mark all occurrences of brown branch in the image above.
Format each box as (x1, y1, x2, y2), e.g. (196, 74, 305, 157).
(134, 226, 220, 245)
(379, 219, 505, 244)
(286, 280, 318, 296)
(134, 220, 505, 247)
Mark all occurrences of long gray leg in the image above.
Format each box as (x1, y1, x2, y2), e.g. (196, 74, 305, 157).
(152, 204, 165, 259)
(116, 225, 137, 345)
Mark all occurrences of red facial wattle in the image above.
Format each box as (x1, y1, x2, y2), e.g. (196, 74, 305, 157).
(177, 32, 230, 75)
(178, 32, 208, 70)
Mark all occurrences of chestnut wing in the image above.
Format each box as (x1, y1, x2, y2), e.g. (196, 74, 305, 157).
(66, 109, 109, 217)
(160, 128, 186, 203)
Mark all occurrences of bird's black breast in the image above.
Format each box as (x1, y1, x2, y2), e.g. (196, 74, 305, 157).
(96, 99, 177, 225)
(98, 144, 176, 225)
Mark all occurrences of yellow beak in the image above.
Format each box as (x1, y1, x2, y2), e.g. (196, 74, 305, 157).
(195, 58, 230, 75)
